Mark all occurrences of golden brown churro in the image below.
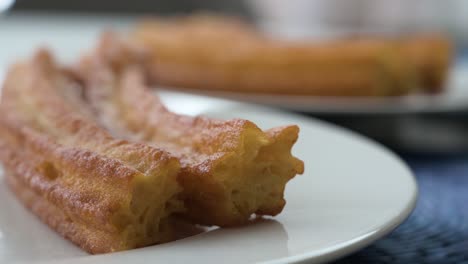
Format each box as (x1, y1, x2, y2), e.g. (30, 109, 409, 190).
(0, 51, 183, 254)
(399, 35, 453, 93)
(76, 33, 304, 226)
(134, 15, 452, 96)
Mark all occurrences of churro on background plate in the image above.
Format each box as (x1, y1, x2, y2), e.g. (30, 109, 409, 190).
(134, 15, 452, 97)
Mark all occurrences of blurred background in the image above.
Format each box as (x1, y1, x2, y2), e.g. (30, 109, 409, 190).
(3, 1, 468, 155)
(8, 0, 468, 44)
(1, 1, 468, 263)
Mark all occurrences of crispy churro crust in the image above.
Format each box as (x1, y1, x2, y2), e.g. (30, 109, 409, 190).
(134, 15, 451, 96)
(76, 33, 304, 226)
(0, 51, 183, 254)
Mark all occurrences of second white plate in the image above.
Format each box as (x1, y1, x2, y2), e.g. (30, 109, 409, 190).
(158, 65, 468, 114)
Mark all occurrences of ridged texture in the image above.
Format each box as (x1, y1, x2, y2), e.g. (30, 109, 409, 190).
(76, 33, 305, 226)
(398, 35, 453, 93)
(133, 15, 409, 96)
(0, 51, 183, 254)
(133, 15, 451, 96)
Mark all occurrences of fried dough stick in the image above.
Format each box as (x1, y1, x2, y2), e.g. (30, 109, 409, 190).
(77, 33, 304, 226)
(133, 15, 418, 96)
(0, 51, 182, 254)
(399, 35, 452, 93)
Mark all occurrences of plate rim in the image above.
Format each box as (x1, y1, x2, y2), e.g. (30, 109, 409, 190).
(156, 64, 468, 115)
(158, 86, 468, 115)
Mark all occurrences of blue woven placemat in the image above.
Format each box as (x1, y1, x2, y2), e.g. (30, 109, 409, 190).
(334, 155, 468, 264)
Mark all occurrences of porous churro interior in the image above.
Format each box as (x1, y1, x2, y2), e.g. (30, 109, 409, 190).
(77, 33, 304, 226)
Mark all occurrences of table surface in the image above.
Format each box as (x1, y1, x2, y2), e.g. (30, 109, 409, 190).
(336, 154, 468, 263)
(1, 12, 467, 264)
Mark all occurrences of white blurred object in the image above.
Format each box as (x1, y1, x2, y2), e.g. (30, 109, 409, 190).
(362, 0, 444, 30)
(247, 0, 468, 42)
(0, 0, 14, 12)
(246, 0, 358, 39)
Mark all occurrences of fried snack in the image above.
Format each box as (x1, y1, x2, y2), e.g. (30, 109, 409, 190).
(133, 15, 420, 96)
(76, 33, 304, 226)
(399, 35, 453, 93)
(0, 50, 183, 254)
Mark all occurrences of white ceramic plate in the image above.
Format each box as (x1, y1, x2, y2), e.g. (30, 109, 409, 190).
(0, 91, 417, 264)
(158, 65, 468, 114)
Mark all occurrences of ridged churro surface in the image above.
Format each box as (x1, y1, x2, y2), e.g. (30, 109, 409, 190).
(0, 51, 183, 254)
(77, 33, 304, 226)
(398, 35, 452, 93)
(134, 15, 451, 96)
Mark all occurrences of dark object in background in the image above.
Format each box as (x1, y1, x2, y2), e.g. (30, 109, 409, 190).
(314, 112, 468, 155)
(12, 0, 251, 17)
